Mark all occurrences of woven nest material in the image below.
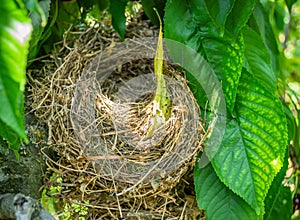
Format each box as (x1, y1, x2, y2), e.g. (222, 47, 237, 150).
(28, 16, 208, 218)
(71, 38, 204, 191)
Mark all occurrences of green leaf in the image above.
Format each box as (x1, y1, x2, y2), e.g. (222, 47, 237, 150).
(40, 0, 79, 55)
(243, 26, 276, 92)
(23, 0, 47, 26)
(27, 0, 51, 60)
(194, 161, 258, 220)
(209, 69, 287, 214)
(0, 1, 31, 142)
(225, 0, 256, 37)
(264, 149, 292, 220)
(0, 119, 22, 151)
(273, 4, 286, 32)
(165, 2, 288, 215)
(0, 77, 25, 138)
(165, 0, 245, 114)
(110, 0, 127, 41)
(264, 185, 292, 220)
(282, 101, 296, 141)
(55, 0, 80, 37)
(204, 0, 234, 35)
(202, 33, 244, 114)
(164, 38, 227, 119)
(164, 0, 212, 51)
(248, 3, 280, 76)
(295, 109, 300, 161)
(141, 0, 166, 26)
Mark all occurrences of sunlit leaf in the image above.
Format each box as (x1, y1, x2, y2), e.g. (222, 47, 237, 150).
(248, 3, 280, 75)
(165, 0, 245, 114)
(165, 1, 288, 215)
(209, 69, 287, 214)
(243, 26, 276, 92)
(202, 34, 244, 114)
(0, 1, 31, 144)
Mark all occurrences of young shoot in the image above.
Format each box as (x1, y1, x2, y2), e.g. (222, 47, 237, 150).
(147, 8, 172, 136)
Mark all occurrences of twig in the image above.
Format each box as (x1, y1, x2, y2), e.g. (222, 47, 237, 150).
(116, 154, 165, 196)
(179, 201, 188, 220)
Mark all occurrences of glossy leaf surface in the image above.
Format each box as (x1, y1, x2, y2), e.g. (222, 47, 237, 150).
(0, 1, 31, 145)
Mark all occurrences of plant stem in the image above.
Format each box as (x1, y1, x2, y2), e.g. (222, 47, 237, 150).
(147, 8, 172, 136)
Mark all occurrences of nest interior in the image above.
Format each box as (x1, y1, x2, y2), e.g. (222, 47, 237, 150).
(28, 13, 207, 219)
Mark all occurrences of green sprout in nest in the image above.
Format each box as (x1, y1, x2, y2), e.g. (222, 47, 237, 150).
(147, 8, 172, 137)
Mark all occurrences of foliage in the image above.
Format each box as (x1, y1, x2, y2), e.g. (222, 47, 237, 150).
(41, 173, 90, 219)
(62, 200, 89, 220)
(41, 174, 62, 216)
(194, 160, 258, 219)
(141, 0, 166, 26)
(109, 0, 126, 41)
(264, 149, 293, 219)
(164, 0, 294, 219)
(0, 0, 298, 219)
(26, 0, 50, 60)
(0, 1, 31, 150)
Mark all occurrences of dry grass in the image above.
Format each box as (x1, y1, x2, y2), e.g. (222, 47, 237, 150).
(27, 13, 207, 219)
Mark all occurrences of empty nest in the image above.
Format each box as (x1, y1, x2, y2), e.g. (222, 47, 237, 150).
(71, 37, 205, 192)
(28, 14, 207, 219)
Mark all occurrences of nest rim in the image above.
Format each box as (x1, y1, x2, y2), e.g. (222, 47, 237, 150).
(70, 38, 206, 190)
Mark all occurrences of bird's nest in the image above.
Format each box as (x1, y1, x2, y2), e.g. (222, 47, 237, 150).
(28, 16, 208, 219)
(71, 37, 205, 190)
